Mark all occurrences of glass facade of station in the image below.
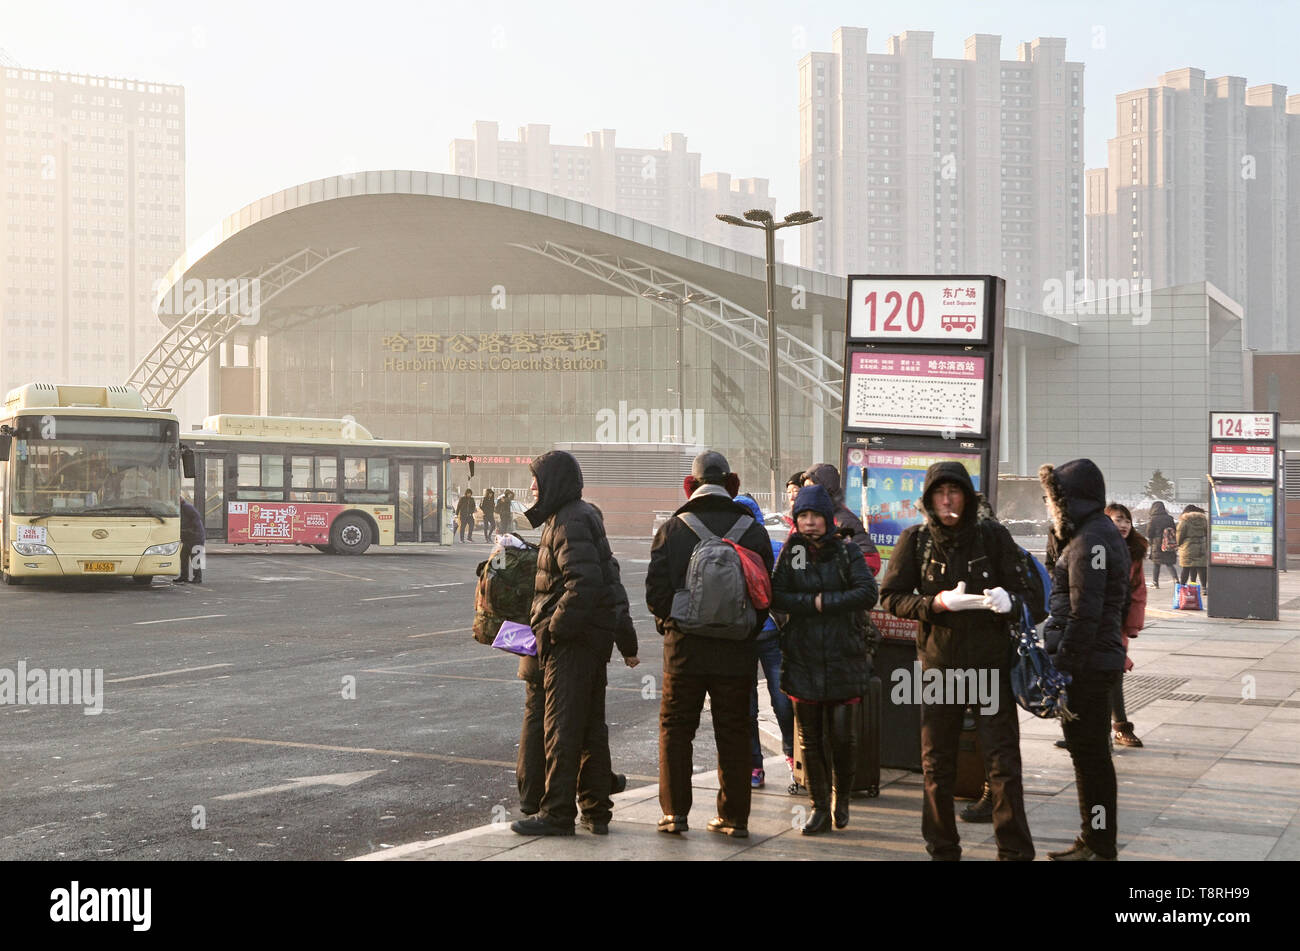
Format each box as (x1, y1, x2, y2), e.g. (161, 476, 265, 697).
(265, 292, 828, 496)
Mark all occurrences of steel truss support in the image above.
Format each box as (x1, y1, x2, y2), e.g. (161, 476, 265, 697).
(510, 242, 843, 417)
(126, 247, 356, 408)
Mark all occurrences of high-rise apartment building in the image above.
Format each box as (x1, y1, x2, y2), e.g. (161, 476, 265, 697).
(799, 28, 1084, 309)
(1086, 68, 1300, 350)
(450, 122, 777, 256)
(0, 66, 185, 400)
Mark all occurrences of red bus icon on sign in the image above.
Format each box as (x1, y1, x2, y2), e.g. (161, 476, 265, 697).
(941, 313, 977, 333)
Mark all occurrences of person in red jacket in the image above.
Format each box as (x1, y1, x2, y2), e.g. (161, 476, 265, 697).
(1105, 503, 1147, 749)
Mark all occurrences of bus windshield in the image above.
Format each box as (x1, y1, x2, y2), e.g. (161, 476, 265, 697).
(11, 433, 180, 518)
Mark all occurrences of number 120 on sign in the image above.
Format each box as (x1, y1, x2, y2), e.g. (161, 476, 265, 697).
(848, 278, 987, 342)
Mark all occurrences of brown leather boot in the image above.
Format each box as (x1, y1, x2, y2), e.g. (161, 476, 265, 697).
(1113, 722, 1144, 748)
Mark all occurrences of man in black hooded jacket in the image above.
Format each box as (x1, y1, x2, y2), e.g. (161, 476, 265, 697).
(1040, 459, 1129, 861)
(878, 461, 1035, 861)
(510, 450, 638, 837)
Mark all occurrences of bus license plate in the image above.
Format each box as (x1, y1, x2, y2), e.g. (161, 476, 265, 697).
(81, 561, 117, 573)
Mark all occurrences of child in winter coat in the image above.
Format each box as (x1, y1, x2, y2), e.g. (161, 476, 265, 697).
(1105, 503, 1147, 749)
(772, 484, 878, 835)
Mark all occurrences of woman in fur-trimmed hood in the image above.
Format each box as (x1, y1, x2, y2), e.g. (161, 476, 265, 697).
(1038, 459, 1130, 675)
(1038, 459, 1131, 862)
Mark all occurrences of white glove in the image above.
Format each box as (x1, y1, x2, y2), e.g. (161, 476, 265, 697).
(933, 581, 987, 612)
(982, 587, 1012, 614)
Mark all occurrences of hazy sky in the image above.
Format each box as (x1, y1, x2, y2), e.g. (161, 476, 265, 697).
(3, 0, 1296, 262)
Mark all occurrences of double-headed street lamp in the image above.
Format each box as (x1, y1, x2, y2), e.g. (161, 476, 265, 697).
(715, 209, 822, 508)
(641, 289, 716, 443)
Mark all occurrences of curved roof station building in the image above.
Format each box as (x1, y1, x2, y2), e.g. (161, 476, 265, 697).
(139, 170, 1094, 509)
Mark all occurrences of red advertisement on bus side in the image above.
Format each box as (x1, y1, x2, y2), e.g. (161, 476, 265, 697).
(226, 501, 346, 544)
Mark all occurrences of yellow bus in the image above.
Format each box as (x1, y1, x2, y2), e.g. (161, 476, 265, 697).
(180, 415, 455, 554)
(0, 383, 185, 585)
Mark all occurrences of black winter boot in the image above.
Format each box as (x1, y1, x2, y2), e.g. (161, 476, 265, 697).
(828, 703, 858, 829)
(959, 782, 994, 823)
(795, 704, 832, 836)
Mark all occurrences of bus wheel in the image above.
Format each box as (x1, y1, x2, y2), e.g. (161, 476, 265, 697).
(330, 514, 372, 555)
(2, 571, 23, 585)
(133, 576, 154, 586)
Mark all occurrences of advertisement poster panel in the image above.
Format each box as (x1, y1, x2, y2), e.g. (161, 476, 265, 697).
(1209, 483, 1275, 567)
(845, 351, 985, 436)
(843, 446, 983, 563)
(227, 500, 348, 544)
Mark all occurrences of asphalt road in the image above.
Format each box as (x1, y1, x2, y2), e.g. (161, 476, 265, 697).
(0, 538, 689, 860)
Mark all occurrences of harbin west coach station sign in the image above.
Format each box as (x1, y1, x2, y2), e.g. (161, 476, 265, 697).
(839, 274, 1006, 770)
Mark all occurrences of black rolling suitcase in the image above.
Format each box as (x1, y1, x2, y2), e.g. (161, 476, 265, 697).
(789, 675, 882, 798)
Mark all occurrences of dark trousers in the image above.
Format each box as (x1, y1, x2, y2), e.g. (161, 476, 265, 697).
(482, 515, 496, 542)
(1110, 674, 1128, 724)
(1152, 562, 1171, 585)
(750, 635, 794, 767)
(1061, 669, 1121, 858)
(539, 641, 612, 826)
(517, 656, 545, 815)
(458, 516, 474, 542)
(180, 542, 202, 583)
(920, 668, 1034, 860)
(659, 669, 752, 826)
(1179, 565, 1206, 587)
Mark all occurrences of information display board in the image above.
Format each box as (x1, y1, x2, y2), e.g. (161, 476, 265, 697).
(848, 276, 992, 344)
(1209, 483, 1275, 567)
(1211, 443, 1275, 479)
(844, 350, 986, 437)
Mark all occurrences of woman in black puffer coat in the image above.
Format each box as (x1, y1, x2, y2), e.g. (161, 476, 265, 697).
(773, 484, 878, 836)
(1143, 500, 1177, 588)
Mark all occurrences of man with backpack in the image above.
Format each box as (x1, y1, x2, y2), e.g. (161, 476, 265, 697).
(878, 461, 1036, 861)
(646, 450, 775, 838)
(510, 451, 638, 837)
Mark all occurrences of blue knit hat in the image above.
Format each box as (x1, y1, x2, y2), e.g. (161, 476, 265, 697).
(792, 484, 836, 524)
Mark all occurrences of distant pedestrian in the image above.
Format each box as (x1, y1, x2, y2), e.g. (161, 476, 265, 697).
(1040, 459, 1129, 861)
(646, 450, 775, 838)
(496, 490, 513, 534)
(1143, 501, 1177, 588)
(481, 489, 497, 542)
(783, 471, 805, 527)
(510, 451, 638, 837)
(773, 483, 878, 834)
(1177, 504, 1208, 590)
(1105, 503, 1147, 749)
(456, 489, 476, 543)
(178, 495, 205, 584)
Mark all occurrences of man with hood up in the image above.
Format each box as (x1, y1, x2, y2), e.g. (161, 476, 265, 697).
(510, 451, 638, 837)
(878, 461, 1035, 861)
(1039, 459, 1129, 861)
(646, 451, 775, 837)
(801, 462, 882, 576)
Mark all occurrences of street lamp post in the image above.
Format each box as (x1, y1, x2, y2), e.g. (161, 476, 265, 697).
(641, 289, 716, 442)
(715, 209, 822, 508)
